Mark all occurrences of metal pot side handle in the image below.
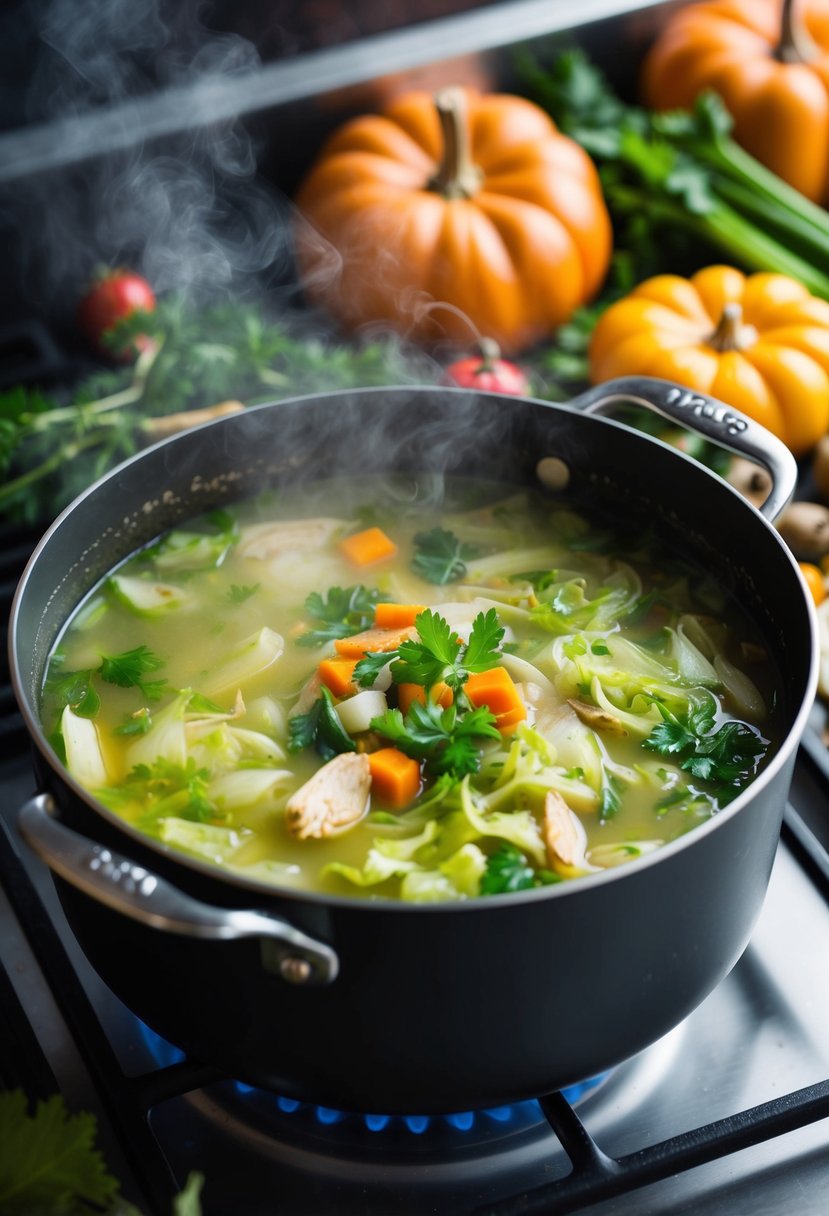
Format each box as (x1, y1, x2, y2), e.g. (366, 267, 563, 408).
(569, 376, 798, 523)
(18, 793, 338, 987)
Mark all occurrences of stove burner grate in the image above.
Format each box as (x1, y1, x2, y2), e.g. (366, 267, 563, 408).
(138, 1018, 608, 1140)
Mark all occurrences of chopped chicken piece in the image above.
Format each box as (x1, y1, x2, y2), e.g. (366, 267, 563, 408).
(239, 517, 343, 561)
(567, 698, 627, 736)
(542, 790, 590, 870)
(285, 753, 371, 839)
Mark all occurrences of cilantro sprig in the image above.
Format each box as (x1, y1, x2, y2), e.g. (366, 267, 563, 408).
(370, 700, 501, 779)
(643, 697, 767, 799)
(296, 584, 382, 647)
(411, 528, 481, 584)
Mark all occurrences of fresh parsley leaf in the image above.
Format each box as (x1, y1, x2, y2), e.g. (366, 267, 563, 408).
(480, 844, 537, 894)
(391, 609, 503, 693)
(43, 666, 101, 718)
(411, 528, 481, 584)
(0, 1090, 119, 1215)
(394, 611, 461, 687)
(288, 687, 357, 759)
(102, 757, 214, 823)
(371, 700, 500, 779)
(354, 648, 398, 689)
(480, 844, 564, 895)
(643, 700, 767, 794)
(226, 583, 260, 604)
(97, 645, 166, 694)
(463, 608, 506, 673)
(296, 584, 382, 647)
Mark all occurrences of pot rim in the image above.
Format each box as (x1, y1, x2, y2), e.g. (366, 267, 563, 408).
(8, 384, 820, 913)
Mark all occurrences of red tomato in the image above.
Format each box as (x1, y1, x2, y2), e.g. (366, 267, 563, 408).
(444, 339, 530, 396)
(77, 267, 156, 359)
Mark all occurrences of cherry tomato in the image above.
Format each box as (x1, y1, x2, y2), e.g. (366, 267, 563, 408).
(77, 267, 156, 359)
(444, 339, 530, 396)
(799, 561, 827, 607)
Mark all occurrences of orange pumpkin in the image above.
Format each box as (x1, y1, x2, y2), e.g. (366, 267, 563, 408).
(641, 0, 829, 204)
(588, 264, 829, 455)
(293, 87, 612, 355)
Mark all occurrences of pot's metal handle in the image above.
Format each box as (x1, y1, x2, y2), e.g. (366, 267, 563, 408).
(569, 376, 797, 523)
(18, 793, 338, 987)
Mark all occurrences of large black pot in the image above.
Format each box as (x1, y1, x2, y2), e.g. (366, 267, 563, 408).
(9, 378, 817, 1113)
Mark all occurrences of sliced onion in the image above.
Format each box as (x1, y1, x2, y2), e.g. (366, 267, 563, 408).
(335, 689, 389, 734)
(713, 654, 767, 722)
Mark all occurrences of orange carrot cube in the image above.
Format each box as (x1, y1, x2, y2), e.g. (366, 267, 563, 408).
(464, 666, 526, 731)
(368, 747, 422, 809)
(374, 602, 427, 629)
(397, 681, 454, 716)
(317, 657, 358, 698)
(338, 527, 398, 567)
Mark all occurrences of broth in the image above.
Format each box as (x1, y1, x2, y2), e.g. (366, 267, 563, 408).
(41, 475, 779, 901)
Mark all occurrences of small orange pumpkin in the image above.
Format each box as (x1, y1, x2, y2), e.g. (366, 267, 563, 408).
(641, 0, 829, 204)
(293, 87, 612, 355)
(588, 264, 829, 455)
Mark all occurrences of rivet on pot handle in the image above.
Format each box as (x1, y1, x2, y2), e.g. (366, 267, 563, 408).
(18, 793, 338, 986)
(569, 376, 798, 523)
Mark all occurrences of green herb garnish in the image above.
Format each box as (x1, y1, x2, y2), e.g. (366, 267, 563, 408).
(480, 844, 562, 895)
(101, 757, 215, 823)
(226, 583, 260, 605)
(288, 686, 357, 759)
(391, 608, 503, 693)
(643, 698, 767, 797)
(371, 700, 501, 779)
(411, 528, 481, 584)
(297, 584, 382, 647)
(97, 645, 168, 701)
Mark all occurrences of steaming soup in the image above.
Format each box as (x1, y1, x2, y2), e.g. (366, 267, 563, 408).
(41, 476, 778, 901)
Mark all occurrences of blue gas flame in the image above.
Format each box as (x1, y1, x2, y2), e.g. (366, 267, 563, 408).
(138, 1021, 607, 1134)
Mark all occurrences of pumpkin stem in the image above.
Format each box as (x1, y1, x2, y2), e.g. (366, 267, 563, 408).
(775, 0, 819, 64)
(477, 337, 501, 371)
(706, 302, 758, 353)
(429, 87, 484, 200)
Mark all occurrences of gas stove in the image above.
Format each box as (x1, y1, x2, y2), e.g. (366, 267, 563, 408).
(3, 527, 829, 1215)
(4, 1, 829, 1210)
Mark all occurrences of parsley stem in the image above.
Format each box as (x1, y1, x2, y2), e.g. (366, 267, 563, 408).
(28, 383, 143, 429)
(0, 431, 108, 505)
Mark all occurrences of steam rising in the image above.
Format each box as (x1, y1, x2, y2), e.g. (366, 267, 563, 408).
(13, 0, 293, 311)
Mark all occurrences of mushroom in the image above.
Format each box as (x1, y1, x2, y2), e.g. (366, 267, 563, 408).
(776, 501, 829, 561)
(724, 457, 773, 511)
(567, 698, 628, 736)
(285, 752, 371, 839)
(542, 790, 591, 872)
(812, 435, 829, 504)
